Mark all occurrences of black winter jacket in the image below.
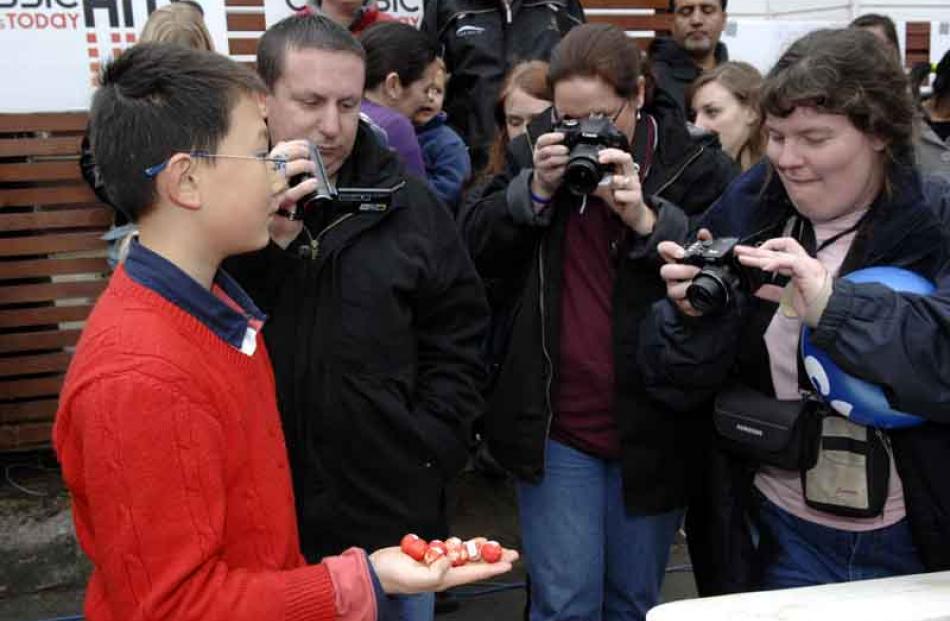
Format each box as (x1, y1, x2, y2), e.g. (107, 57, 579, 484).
(459, 90, 738, 515)
(421, 0, 584, 172)
(227, 123, 488, 560)
(648, 37, 729, 118)
(638, 162, 950, 580)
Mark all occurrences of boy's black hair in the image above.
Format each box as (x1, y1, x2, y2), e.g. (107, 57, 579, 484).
(257, 13, 366, 91)
(360, 22, 438, 91)
(89, 43, 265, 221)
(668, 0, 727, 12)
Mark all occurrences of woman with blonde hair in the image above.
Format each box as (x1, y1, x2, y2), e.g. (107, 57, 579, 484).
(139, 1, 214, 50)
(689, 61, 764, 171)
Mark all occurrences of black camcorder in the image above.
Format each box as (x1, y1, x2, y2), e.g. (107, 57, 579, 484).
(554, 117, 630, 196)
(680, 237, 766, 315)
(278, 142, 404, 221)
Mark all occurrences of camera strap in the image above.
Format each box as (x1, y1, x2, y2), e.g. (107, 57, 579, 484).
(791, 209, 872, 256)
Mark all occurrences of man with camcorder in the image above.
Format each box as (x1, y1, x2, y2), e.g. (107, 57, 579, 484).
(226, 15, 488, 621)
(460, 24, 735, 621)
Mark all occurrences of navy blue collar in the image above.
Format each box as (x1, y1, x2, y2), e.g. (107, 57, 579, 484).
(124, 240, 266, 354)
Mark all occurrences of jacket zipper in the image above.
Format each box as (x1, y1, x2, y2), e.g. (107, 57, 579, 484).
(537, 242, 555, 467)
(309, 213, 354, 260)
(528, 1, 583, 26)
(653, 145, 705, 198)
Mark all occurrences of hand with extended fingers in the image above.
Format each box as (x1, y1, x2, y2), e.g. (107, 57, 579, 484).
(734, 237, 831, 323)
(592, 148, 653, 235)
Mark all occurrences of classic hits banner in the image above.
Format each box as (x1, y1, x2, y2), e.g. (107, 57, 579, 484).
(0, 0, 422, 113)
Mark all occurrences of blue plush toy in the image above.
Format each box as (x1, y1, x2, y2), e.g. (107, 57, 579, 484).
(800, 267, 935, 429)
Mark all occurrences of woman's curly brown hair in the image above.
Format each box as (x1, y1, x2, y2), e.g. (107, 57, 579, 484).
(761, 28, 915, 177)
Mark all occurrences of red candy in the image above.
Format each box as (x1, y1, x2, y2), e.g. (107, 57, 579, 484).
(399, 533, 504, 566)
(400, 533, 427, 562)
(424, 539, 448, 565)
(480, 540, 503, 564)
(445, 537, 469, 567)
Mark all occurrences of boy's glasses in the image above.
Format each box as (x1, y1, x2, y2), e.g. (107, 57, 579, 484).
(143, 151, 287, 178)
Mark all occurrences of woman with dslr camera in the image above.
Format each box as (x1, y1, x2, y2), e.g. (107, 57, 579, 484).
(460, 23, 735, 621)
(640, 28, 950, 592)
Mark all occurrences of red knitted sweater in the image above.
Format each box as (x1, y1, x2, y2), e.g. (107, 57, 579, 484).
(54, 267, 377, 621)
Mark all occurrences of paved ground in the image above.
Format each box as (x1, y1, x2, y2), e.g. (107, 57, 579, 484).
(0, 454, 697, 621)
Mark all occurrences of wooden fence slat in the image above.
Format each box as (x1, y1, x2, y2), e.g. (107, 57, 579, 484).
(0, 330, 82, 354)
(0, 401, 59, 425)
(0, 184, 98, 208)
(0, 113, 87, 133)
(0, 206, 111, 232)
(0, 352, 72, 377)
(907, 33, 929, 48)
(584, 0, 667, 8)
(0, 136, 84, 158)
(0, 232, 105, 257)
(0, 280, 106, 305)
(0, 304, 93, 329)
(0, 161, 81, 183)
(0, 257, 109, 280)
(227, 13, 266, 31)
(0, 422, 54, 450)
(906, 22, 931, 35)
(229, 37, 259, 55)
(588, 13, 671, 31)
(0, 377, 64, 400)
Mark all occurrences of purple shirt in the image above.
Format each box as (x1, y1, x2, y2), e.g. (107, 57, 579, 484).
(361, 99, 427, 179)
(550, 197, 625, 460)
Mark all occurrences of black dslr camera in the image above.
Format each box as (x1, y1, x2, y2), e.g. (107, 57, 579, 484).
(680, 237, 752, 315)
(554, 117, 630, 196)
(278, 143, 404, 221)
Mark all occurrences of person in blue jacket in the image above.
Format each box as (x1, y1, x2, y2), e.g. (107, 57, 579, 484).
(637, 28, 950, 594)
(414, 59, 472, 213)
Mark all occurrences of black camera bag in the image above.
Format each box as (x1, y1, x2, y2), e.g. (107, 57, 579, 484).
(713, 383, 822, 471)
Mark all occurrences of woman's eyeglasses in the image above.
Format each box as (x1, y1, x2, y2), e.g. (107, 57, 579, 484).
(552, 100, 628, 125)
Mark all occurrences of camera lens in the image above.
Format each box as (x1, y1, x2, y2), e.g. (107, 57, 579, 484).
(563, 145, 603, 196)
(687, 268, 733, 314)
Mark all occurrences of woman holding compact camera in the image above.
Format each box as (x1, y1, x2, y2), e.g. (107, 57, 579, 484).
(460, 23, 735, 621)
(639, 28, 950, 592)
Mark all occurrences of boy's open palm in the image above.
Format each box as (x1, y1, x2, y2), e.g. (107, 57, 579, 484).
(369, 546, 518, 594)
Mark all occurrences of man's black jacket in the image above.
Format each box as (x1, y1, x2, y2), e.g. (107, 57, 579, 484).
(458, 89, 738, 515)
(638, 162, 950, 579)
(421, 0, 584, 172)
(648, 37, 729, 118)
(226, 123, 488, 560)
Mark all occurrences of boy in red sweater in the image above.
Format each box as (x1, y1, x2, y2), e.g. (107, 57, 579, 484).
(53, 43, 514, 621)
